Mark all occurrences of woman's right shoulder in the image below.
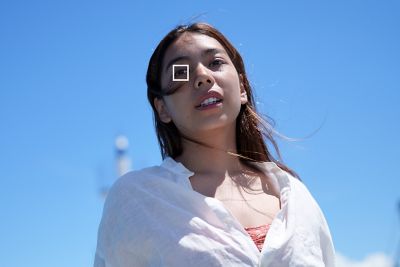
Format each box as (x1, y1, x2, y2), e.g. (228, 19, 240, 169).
(113, 165, 162, 186)
(105, 165, 165, 202)
(98, 165, 169, 234)
(95, 165, 169, 264)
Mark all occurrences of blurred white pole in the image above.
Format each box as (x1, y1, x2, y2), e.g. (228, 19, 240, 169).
(97, 135, 132, 199)
(115, 135, 132, 177)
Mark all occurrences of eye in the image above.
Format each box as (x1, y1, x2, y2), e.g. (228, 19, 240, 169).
(210, 59, 225, 68)
(174, 69, 187, 77)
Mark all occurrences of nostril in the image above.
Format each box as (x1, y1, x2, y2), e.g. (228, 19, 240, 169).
(207, 79, 211, 83)
(198, 81, 203, 86)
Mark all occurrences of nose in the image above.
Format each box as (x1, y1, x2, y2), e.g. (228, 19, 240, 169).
(193, 64, 215, 90)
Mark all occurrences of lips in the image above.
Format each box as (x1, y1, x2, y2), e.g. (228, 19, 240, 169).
(195, 91, 224, 108)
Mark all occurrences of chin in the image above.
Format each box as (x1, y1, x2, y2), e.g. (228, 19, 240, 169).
(191, 115, 236, 133)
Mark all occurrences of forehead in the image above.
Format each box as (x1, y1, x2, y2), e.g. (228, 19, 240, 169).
(163, 33, 228, 68)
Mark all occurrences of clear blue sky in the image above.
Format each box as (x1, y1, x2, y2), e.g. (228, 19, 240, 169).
(0, 1, 399, 266)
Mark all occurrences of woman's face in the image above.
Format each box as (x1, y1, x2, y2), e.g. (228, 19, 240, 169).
(154, 32, 247, 138)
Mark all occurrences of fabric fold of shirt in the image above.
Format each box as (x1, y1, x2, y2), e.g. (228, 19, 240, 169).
(94, 157, 335, 267)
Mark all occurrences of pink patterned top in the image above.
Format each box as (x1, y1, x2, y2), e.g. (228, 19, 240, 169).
(244, 224, 271, 252)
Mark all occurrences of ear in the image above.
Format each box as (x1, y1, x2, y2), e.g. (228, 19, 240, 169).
(154, 97, 172, 123)
(239, 73, 248, 105)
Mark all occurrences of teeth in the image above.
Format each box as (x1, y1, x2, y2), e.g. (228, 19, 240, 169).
(200, 97, 219, 107)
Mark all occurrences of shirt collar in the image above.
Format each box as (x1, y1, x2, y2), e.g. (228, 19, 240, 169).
(160, 157, 290, 188)
(249, 160, 292, 204)
(160, 156, 291, 205)
(160, 157, 195, 177)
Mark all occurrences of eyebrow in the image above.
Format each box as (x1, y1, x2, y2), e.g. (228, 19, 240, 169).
(164, 48, 227, 73)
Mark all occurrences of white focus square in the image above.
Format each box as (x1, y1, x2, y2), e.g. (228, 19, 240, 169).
(172, 64, 189, 81)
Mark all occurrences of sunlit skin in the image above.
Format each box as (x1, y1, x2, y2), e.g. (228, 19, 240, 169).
(154, 33, 280, 228)
(155, 33, 247, 174)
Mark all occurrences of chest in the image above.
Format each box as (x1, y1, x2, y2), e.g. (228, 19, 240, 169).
(189, 173, 281, 228)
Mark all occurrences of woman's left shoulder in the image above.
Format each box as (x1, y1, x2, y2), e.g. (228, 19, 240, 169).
(280, 170, 336, 266)
(286, 172, 326, 216)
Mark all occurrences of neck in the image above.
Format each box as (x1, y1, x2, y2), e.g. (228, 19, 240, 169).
(175, 123, 246, 176)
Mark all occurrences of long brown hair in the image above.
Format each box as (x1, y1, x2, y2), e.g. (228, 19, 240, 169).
(146, 22, 299, 179)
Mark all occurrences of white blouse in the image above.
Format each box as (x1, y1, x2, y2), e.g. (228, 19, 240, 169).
(94, 157, 335, 267)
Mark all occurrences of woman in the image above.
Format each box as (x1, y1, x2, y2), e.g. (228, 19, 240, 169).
(94, 22, 335, 267)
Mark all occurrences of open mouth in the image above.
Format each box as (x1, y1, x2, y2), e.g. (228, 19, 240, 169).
(195, 97, 223, 108)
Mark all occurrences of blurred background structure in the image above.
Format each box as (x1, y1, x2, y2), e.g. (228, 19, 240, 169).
(0, 1, 399, 266)
(98, 135, 131, 198)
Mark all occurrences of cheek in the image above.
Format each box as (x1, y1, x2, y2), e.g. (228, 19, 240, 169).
(164, 96, 191, 123)
(220, 76, 242, 104)
(168, 104, 194, 134)
(217, 68, 241, 89)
